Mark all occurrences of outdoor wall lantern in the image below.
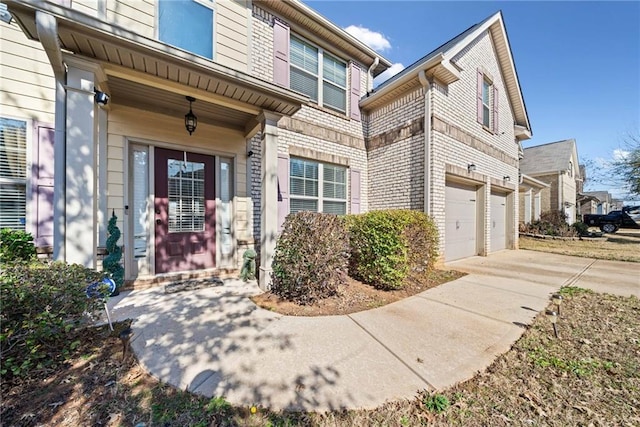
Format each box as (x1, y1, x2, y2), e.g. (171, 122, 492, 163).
(503, 175, 511, 181)
(467, 163, 476, 173)
(94, 88, 110, 107)
(184, 96, 197, 135)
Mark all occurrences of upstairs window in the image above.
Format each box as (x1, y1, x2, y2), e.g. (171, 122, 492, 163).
(0, 118, 27, 230)
(158, 0, 215, 60)
(290, 35, 347, 113)
(477, 69, 499, 133)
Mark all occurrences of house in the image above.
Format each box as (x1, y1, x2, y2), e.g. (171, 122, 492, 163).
(360, 11, 532, 261)
(520, 139, 581, 224)
(1, 0, 531, 287)
(581, 191, 612, 215)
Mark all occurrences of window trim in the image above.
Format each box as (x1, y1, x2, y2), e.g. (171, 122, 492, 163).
(156, 0, 217, 60)
(0, 116, 33, 232)
(481, 77, 492, 129)
(289, 157, 347, 215)
(289, 33, 348, 114)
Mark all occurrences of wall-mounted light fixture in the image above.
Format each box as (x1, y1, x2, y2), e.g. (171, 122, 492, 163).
(184, 96, 197, 135)
(467, 163, 476, 173)
(94, 87, 110, 107)
(247, 150, 254, 158)
(503, 175, 511, 181)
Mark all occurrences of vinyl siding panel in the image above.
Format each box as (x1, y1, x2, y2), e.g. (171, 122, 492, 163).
(216, 0, 249, 71)
(0, 22, 55, 123)
(107, 0, 155, 39)
(72, 0, 99, 17)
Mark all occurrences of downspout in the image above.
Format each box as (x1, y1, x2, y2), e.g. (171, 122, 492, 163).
(367, 57, 379, 92)
(36, 11, 66, 261)
(418, 70, 432, 215)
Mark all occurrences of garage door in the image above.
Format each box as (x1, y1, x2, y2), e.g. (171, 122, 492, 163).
(490, 192, 507, 252)
(445, 182, 477, 261)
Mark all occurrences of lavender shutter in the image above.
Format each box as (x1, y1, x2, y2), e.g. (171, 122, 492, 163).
(350, 169, 361, 214)
(493, 86, 499, 133)
(273, 19, 290, 87)
(277, 154, 289, 231)
(31, 123, 55, 247)
(350, 63, 361, 121)
(476, 70, 484, 124)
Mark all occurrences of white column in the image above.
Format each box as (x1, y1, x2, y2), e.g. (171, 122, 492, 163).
(258, 111, 281, 290)
(64, 64, 98, 268)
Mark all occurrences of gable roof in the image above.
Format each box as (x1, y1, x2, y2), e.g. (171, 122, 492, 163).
(360, 11, 531, 136)
(520, 139, 578, 175)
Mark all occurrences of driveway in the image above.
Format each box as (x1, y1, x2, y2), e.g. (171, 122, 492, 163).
(106, 250, 639, 411)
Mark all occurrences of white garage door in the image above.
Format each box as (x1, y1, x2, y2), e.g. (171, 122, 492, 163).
(490, 192, 507, 252)
(445, 182, 477, 261)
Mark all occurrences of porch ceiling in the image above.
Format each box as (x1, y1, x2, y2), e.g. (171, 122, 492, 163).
(7, 0, 306, 122)
(107, 77, 255, 131)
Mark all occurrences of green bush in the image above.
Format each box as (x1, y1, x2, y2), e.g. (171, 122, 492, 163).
(271, 211, 349, 305)
(519, 210, 577, 237)
(0, 261, 104, 379)
(348, 210, 439, 290)
(0, 228, 36, 263)
(571, 221, 589, 236)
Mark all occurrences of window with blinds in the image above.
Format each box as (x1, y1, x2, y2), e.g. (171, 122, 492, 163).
(167, 159, 205, 233)
(290, 158, 346, 215)
(0, 118, 27, 230)
(290, 35, 347, 113)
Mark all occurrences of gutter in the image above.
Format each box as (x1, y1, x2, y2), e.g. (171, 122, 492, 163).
(36, 11, 66, 261)
(418, 70, 432, 216)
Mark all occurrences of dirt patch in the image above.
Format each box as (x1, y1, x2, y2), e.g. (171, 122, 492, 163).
(519, 232, 640, 262)
(251, 269, 466, 316)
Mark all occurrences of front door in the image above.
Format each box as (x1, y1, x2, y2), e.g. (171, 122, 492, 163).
(154, 148, 216, 273)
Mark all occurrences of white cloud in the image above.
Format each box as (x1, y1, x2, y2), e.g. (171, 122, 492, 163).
(612, 148, 629, 161)
(373, 63, 405, 87)
(344, 25, 391, 52)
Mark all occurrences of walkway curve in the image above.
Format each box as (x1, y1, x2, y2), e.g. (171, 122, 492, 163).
(106, 250, 639, 411)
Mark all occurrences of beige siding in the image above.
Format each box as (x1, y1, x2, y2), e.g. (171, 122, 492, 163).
(0, 21, 55, 123)
(107, 0, 155, 39)
(73, 0, 99, 17)
(216, 0, 249, 71)
(106, 105, 251, 267)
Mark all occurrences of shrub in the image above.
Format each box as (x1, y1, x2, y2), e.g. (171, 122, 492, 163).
(0, 229, 36, 263)
(271, 211, 349, 304)
(348, 210, 439, 290)
(423, 393, 450, 413)
(0, 261, 104, 379)
(519, 210, 577, 237)
(571, 221, 589, 236)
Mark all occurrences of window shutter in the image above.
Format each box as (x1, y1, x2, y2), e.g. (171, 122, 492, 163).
(350, 169, 361, 214)
(350, 63, 361, 121)
(32, 123, 55, 247)
(277, 154, 289, 231)
(492, 86, 499, 133)
(476, 69, 483, 124)
(273, 19, 290, 88)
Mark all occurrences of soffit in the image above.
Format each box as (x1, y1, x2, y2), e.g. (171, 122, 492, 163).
(7, 0, 306, 118)
(255, 0, 391, 75)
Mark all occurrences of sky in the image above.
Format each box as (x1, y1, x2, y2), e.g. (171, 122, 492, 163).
(306, 1, 640, 199)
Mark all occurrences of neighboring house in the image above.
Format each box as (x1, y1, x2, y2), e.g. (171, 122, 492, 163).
(520, 139, 581, 224)
(1, 0, 531, 287)
(578, 194, 600, 217)
(581, 191, 612, 214)
(519, 174, 550, 224)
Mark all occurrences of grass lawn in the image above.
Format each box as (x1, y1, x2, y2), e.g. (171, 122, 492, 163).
(519, 231, 640, 263)
(2, 287, 638, 426)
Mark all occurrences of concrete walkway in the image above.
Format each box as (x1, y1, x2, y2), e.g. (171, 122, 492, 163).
(106, 250, 639, 411)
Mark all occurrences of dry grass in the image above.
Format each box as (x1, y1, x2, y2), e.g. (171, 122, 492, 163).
(519, 231, 640, 262)
(2, 289, 639, 426)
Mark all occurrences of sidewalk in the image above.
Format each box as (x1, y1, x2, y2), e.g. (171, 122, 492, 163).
(106, 250, 639, 411)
